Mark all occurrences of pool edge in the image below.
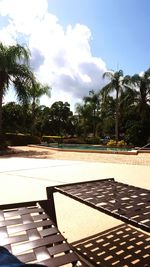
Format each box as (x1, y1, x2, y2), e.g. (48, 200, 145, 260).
(28, 145, 138, 155)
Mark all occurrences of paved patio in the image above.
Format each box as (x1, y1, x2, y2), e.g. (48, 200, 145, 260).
(9, 145, 150, 165)
(0, 146, 150, 243)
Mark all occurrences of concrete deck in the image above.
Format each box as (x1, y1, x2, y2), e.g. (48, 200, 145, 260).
(0, 146, 150, 243)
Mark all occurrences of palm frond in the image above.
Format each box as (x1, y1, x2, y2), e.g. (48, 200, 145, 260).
(103, 70, 114, 79)
(7, 44, 30, 65)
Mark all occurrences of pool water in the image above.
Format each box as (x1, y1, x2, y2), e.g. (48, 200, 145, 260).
(41, 143, 132, 151)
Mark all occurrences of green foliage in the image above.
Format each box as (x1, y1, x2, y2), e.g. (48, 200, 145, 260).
(84, 137, 101, 144)
(42, 136, 102, 145)
(107, 139, 127, 147)
(102, 70, 125, 140)
(42, 136, 85, 144)
(107, 140, 117, 147)
(2, 102, 30, 133)
(75, 91, 101, 138)
(63, 138, 84, 144)
(125, 122, 150, 146)
(0, 43, 33, 136)
(117, 140, 127, 147)
(5, 133, 41, 146)
(42, 135, 62, 143)
(1, 41, 150, 148)
(26, 80, 51, 136)
(49, 101, 74, 136)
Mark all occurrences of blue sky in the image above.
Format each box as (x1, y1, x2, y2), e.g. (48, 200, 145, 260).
(0, 0, 150, 110)
(48, 0, 150, 75)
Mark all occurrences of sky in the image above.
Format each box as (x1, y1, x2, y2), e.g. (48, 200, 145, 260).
(1, 0, 150, 111)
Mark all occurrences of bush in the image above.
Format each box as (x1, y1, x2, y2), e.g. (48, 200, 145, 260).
(84, 137, 101, 144)
(5, 133, 41, 146)
(42, 136, 103, 145)
(63, 138, 84, 144)
(42, 136, 86, 144)
(125, 123, 150, 146)
(63, 137, 101, 145)
(117, 140, 127, 147)
(107, 140, 117, 147)
(42, 136, 62, 143)
(107, 139, 127, 147)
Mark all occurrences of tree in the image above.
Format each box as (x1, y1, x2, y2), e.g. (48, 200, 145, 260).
(75, 102, 92, 138)
(27, 80, 51, 135)
(35, 106, 51, 136)
(49, 101, 73, 136)
(102, 70, 125, 140)
(83, 90, 100, 137)
(99, 90, 116, 137)
(118, 87, 137, 135)
(130, 70, 150, 120)
(2, 102, 25, 133)
(124, 69, 150, 145)
(0, 42, 33, 146)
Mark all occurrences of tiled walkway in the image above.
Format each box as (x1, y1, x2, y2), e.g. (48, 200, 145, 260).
(9, 146, 150, 165)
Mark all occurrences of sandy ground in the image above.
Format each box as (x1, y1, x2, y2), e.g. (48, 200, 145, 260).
(0, 146, 150, 265)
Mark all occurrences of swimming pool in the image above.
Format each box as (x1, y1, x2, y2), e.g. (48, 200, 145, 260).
(40, 143, 135, 153)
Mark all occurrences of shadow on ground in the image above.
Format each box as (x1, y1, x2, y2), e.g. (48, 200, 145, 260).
(0, 147, 52, 159)
(72, 224, 150, 267)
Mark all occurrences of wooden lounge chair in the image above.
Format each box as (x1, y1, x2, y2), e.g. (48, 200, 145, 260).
(0, 199, 84, 267)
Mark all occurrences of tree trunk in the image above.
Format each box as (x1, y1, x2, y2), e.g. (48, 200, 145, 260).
(0, 87, 5, 148)
(115, 89, 119, 141)
(0, 89, 2, 134)
(31, 101, 36, 136)
(93, 109, 96, 137)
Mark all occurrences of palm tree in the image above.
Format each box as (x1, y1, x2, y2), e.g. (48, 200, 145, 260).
(0, 42, 33, 146)
(102, 70, 125, 140)
(129, 69, 150, 120)
(124, 69, 150, 145)
(99, 89, 116, 137)
(83, 90, 100, 137)
(75, 102, 91, 138)
(28, 81, 51, 135)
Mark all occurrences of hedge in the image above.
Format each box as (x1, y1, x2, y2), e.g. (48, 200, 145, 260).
(5, 133, 41, 146)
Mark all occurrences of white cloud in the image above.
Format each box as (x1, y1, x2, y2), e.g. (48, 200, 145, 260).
(0, 0, 107, 111)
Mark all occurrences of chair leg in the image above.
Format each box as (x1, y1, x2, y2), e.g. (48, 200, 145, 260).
(40, 197, 57, 227)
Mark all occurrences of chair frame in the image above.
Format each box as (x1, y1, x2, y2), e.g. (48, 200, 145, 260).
(0, 199, 82, 266)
